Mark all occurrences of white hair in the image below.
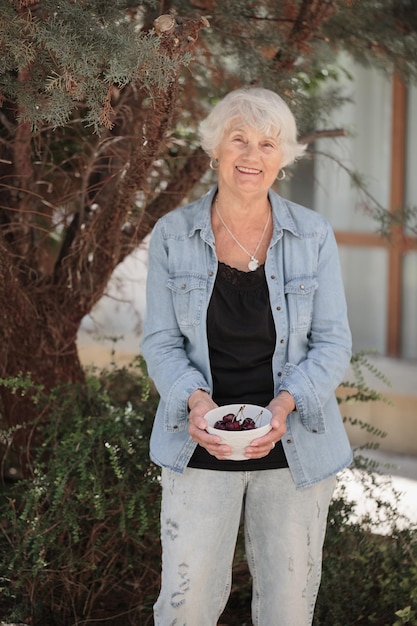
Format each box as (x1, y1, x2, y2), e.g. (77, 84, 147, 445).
(198, 87, 306, 167)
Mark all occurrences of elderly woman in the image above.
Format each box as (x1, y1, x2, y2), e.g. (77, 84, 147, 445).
(141, 87, 352, 626)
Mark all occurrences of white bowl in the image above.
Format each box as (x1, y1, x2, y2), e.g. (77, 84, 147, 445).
(205, 403, 272, 461)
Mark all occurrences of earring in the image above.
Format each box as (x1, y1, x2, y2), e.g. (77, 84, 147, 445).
(210, 157, 219, 171)
(277, 169, 286, 181)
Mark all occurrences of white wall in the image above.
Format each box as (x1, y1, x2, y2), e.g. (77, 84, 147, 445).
(402, 84, 417, 359)
(314, 54, 393, 355)
(79, 240, 148, 345)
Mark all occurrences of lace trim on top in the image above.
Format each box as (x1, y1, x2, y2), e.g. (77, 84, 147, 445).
(217, 261, 265, 289)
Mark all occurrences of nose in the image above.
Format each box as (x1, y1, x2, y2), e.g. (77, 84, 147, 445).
(244, 141, 259, 157)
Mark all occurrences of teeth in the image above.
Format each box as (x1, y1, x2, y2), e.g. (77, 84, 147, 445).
(237, 166, 260, 174)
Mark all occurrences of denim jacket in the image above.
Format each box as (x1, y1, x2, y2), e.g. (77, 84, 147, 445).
(141, 186, 353, 488)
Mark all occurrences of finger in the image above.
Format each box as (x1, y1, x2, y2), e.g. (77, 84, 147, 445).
(211, 444, 232, 459)
(189, 415, 209, 431)
(245, 436, 277, 457)
(247, 431, 276, 447)
(190, 425, 222, 448)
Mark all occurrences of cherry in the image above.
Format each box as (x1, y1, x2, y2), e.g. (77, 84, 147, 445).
(212, 406, 264, 432)
(241, 418, 256, 430)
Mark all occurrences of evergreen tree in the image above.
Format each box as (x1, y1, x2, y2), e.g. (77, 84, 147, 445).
(1, 0, 417, 466)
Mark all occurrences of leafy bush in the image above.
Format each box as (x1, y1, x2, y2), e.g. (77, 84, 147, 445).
(0, 356, 161, 626)
(1, 353, 416, 625)
(315, 352, 417, 625)
(316, 470, 417, 626)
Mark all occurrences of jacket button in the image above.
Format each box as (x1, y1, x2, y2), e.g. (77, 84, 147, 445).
(277, 371, 282, 377)
(280, 338, 285, 344)
(312, 428, 318, 433)
(300, 284, 305, 290)
(286, 438, 292, 444)
(270, 274, 276, 279)
(181, 284, 186, 289)
(276, 306, 281, 311)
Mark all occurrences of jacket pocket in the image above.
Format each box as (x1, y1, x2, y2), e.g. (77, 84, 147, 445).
(284, 276, 318, 331)
(166, 272, 207, 328)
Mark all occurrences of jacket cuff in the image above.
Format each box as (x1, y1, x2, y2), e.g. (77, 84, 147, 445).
(163, 372, 211, 431)
(279, 363, 326, 434)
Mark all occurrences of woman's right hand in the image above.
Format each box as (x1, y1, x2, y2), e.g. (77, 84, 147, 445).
(187, 390, 232, 459)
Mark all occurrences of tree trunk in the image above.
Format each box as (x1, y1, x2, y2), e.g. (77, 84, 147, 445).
(0, 231, 85, 470)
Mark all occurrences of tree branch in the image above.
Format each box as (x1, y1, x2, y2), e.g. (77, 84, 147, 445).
(300, 127, 348, 145)
(52, 15, 210, 318)
(120, 146, 210, 258)
(275, 0, 337, 71)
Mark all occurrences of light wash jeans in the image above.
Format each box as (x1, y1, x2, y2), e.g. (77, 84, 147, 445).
(154, 467, 335, 626)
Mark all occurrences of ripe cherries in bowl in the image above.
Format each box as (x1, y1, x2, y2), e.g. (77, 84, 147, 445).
(205, 404, 272, 461)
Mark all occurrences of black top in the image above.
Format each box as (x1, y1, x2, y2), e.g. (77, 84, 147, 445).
(188, 262, 288, 471)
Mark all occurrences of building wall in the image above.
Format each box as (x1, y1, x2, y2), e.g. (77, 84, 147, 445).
(315, 60, 391, 355)
(403, 84, 417, 358)
(286, 55, 417, 361)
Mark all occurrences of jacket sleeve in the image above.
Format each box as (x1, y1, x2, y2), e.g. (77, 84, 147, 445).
(141, 221, 211, 423)
(279, 222, 352, 433)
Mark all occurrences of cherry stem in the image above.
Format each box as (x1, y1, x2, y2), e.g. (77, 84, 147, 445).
(254, 410, 263, 424)
(234, 405, 246, 423)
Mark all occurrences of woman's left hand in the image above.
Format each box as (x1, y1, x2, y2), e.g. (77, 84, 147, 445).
(244, 391, 295, 459)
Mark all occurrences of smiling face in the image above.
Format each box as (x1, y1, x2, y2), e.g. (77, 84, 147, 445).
(213, 122, 283, 199)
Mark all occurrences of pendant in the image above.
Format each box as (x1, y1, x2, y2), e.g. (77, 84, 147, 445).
(248, 257, 259, 271)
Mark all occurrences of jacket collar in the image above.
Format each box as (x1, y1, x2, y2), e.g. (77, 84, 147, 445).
(191, 186, 301, 244)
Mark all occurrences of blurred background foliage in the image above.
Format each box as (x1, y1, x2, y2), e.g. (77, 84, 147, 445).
(0, 355, 416, 625)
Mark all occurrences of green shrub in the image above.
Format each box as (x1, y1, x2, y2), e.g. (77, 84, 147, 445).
(1, 353, 416, 625)
(0, 356, 161, 626)
(315, 351, 417, 625)
(315, 470, 417, 626)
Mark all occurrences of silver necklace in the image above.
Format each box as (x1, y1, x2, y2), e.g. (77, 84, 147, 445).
(215, 197, 271, 271)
